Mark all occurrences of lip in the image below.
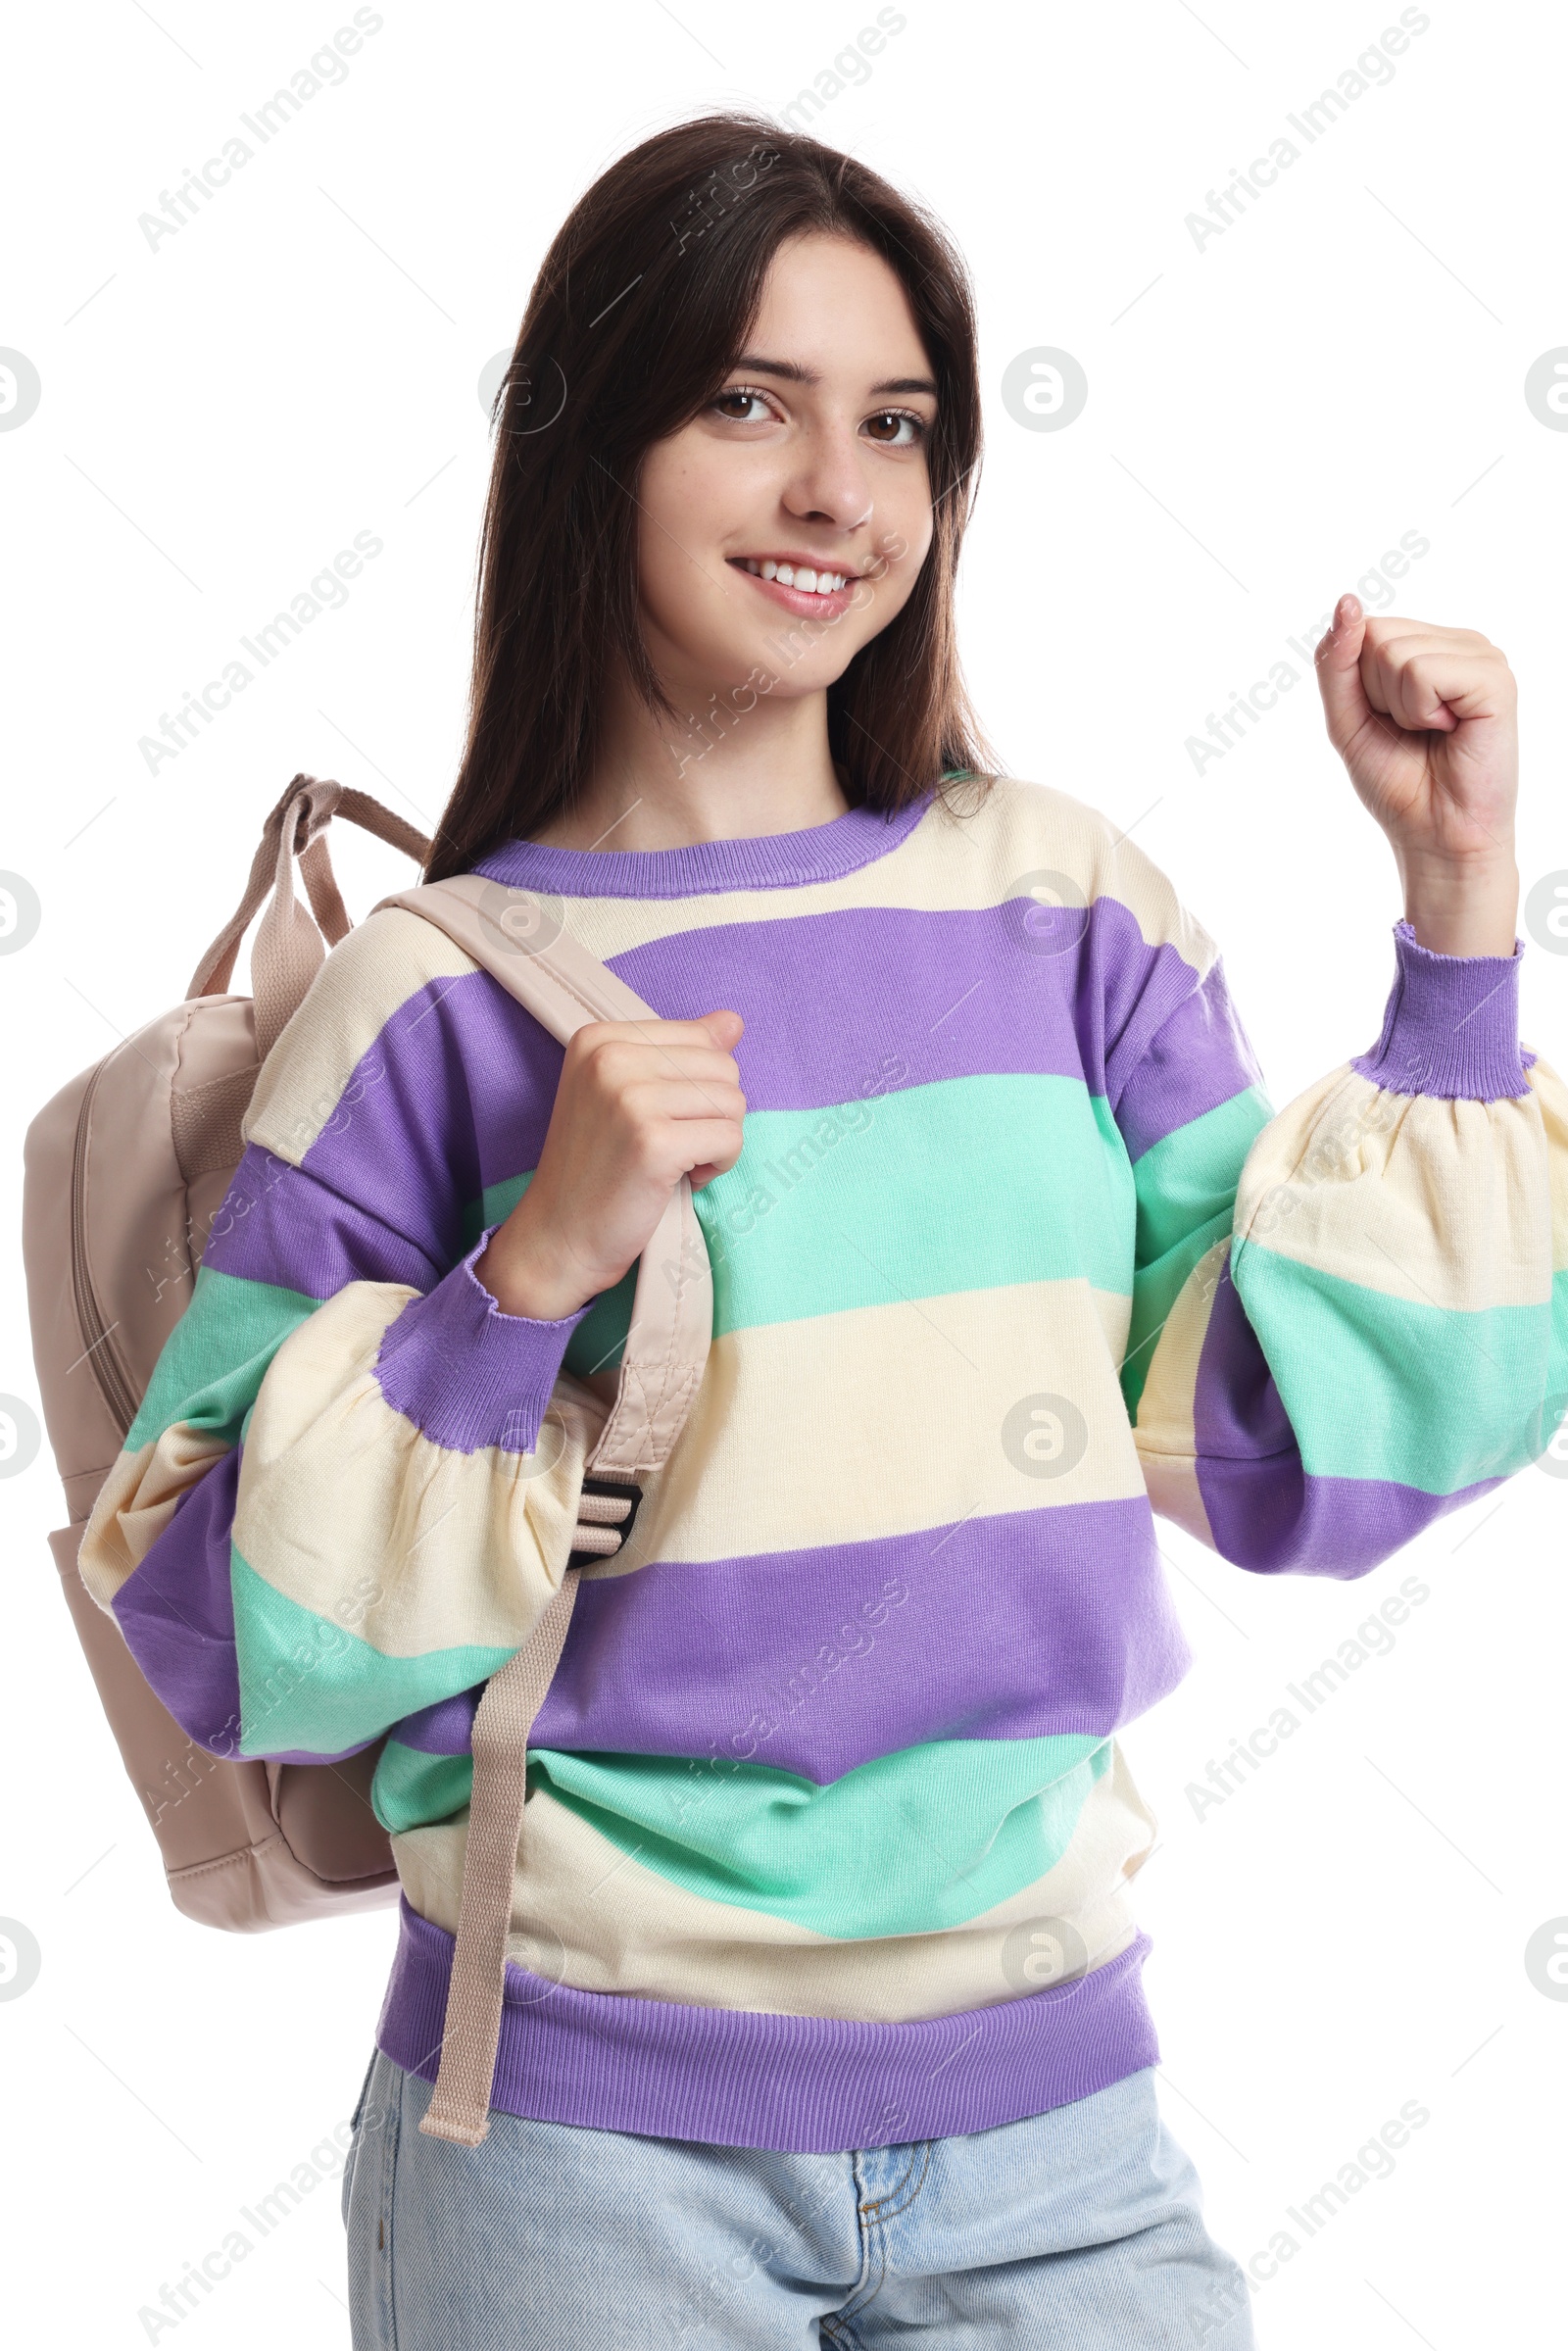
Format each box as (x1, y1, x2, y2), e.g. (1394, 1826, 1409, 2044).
(726, 556, 859, 621)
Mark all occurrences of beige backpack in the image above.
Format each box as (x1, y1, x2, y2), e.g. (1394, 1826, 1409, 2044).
(24, 777, 710, 2140)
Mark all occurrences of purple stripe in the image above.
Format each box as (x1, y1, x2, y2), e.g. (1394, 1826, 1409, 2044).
(391, 1500, 1192, 1780)
(1351, 918, 1534, 1102)
(377, 1895, 1160, 2151)
(1113, 959, 1268, 1161)
(1193, 1257, 1504, 1574)
(474, 794, 933, 901)
(603, 899, 1243, 1141)
(112, 1447, 377, 1766)
(373, 1234, 588, 1453)
(216, 896, 1256, 1307)
(284, 969, 563, 1252)
(202, 1146, 445, 1298)
(113, 1449, 245, 1758)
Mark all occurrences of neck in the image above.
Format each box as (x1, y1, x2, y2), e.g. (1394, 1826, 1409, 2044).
(530, 663, 851, 853)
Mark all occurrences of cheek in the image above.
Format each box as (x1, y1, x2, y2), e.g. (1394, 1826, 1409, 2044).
(634, 510, 695, 622)
(633, 442, 741, 625)
(862, 495, 935, 624)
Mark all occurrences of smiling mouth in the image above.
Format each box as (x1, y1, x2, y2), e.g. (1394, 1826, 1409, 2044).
(728, 555, 856, 596)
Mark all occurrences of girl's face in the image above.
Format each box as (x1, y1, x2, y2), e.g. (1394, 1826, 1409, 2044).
(633, 231, 939, 706)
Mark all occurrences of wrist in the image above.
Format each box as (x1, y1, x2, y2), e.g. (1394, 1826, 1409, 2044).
(475, 1217, 597, 1322)
(1395, 846, 1519, 957)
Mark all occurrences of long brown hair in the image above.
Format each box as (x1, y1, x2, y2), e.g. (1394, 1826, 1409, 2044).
(425, 110, 993, 882)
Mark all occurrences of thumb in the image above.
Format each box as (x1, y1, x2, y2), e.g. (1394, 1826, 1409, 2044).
(1314, 591, 1371, 755)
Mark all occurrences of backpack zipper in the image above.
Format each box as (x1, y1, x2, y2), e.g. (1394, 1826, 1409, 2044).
(70, 1061, 140, 1439)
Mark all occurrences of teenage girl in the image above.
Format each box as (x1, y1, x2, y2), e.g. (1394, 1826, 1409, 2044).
(83, 112, 1558, 2348)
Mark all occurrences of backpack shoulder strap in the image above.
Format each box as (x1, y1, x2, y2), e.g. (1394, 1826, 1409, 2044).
(372, 875, 711, 1479)
(373, 875, 717, 2148)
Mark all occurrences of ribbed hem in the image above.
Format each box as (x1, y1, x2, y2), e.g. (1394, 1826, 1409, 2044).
(1350, 918, 1536, 1101)
(373, 1232, 589, 1454)
(375, 1896, 1160, 2153)
(472, 794, 935, 902)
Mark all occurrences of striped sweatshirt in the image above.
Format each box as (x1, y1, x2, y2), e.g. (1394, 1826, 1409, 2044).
(79, 777, 1568, 2152)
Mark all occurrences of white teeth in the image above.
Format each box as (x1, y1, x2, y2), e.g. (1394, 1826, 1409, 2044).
(743, 560, 848, 592)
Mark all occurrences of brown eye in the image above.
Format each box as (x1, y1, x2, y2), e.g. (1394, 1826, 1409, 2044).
(710, 387, 775, 423)
(863, 409, 927, 447)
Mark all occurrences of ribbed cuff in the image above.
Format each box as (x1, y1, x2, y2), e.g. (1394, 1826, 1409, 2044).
(1350, 918, 1536, 1102)
(373, 1230, 590, 1455)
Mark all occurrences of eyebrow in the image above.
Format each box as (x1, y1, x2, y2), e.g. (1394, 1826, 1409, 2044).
(730, 352, 939, 398)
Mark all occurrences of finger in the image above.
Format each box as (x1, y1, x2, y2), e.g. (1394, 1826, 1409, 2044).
(576, 1013, 744, 1053)
(1366, 647, 1456, 734)
(623, 1079, 748, 1125)
(1314, 592, 1374, 754)
(669, 1119, 747, 1177)
(587, 1040, 744, 1094)
(1359, 618, 1494, 656)
(1367, 647, 1511, 736)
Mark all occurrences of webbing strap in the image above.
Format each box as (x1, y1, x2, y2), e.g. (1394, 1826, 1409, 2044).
(415, 1566, 583, 2147)
(186, 776, 430, 1053)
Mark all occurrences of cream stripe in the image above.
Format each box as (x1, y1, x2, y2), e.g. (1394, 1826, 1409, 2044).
(611, 1279, 1144, 1572)
(234, 1281, 598, 1655)
(235, 1278, 1140, 1639)
(561, 776, 1221, 973)
(1233, 1064, 1553, 1311)
(1132, 1236, 1223, 1550)
(78, 1428, 230, 1611)
(1526, 1053, 1568, 1274)
(391, 1739, 1153, 2023)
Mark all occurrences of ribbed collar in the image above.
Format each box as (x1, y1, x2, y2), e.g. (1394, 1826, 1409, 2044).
(472, 792, 935, 902)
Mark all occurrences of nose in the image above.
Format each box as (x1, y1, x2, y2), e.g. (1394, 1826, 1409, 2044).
(780, 419, 874, 535)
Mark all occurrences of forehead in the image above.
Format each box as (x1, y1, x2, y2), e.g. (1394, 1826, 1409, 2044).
(746, 233, 934, 385)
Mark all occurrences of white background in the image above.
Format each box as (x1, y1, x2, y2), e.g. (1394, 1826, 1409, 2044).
(3, 1, 1566, 2342)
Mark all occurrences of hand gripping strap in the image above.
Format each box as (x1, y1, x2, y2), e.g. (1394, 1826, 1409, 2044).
(373, 874, 712, 1478)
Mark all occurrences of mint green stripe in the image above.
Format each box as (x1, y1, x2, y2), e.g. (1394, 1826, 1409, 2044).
(531, 1734, 1111, 1938)
(1233, 1242, 1552, 1491)
(230, 1551, 514, 1759)
(698, 1076, 1134, 1330)
(127, 1266, 318, 1452)
(1549, 1266, 1568, 1418)
(1121, 1087, 1272, 1418)
(466, 1075, 1136, 1363)
(373, 1739, 474, 1835)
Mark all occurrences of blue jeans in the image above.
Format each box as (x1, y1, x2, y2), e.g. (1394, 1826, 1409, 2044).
(341, 2048, 1255, 2347)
